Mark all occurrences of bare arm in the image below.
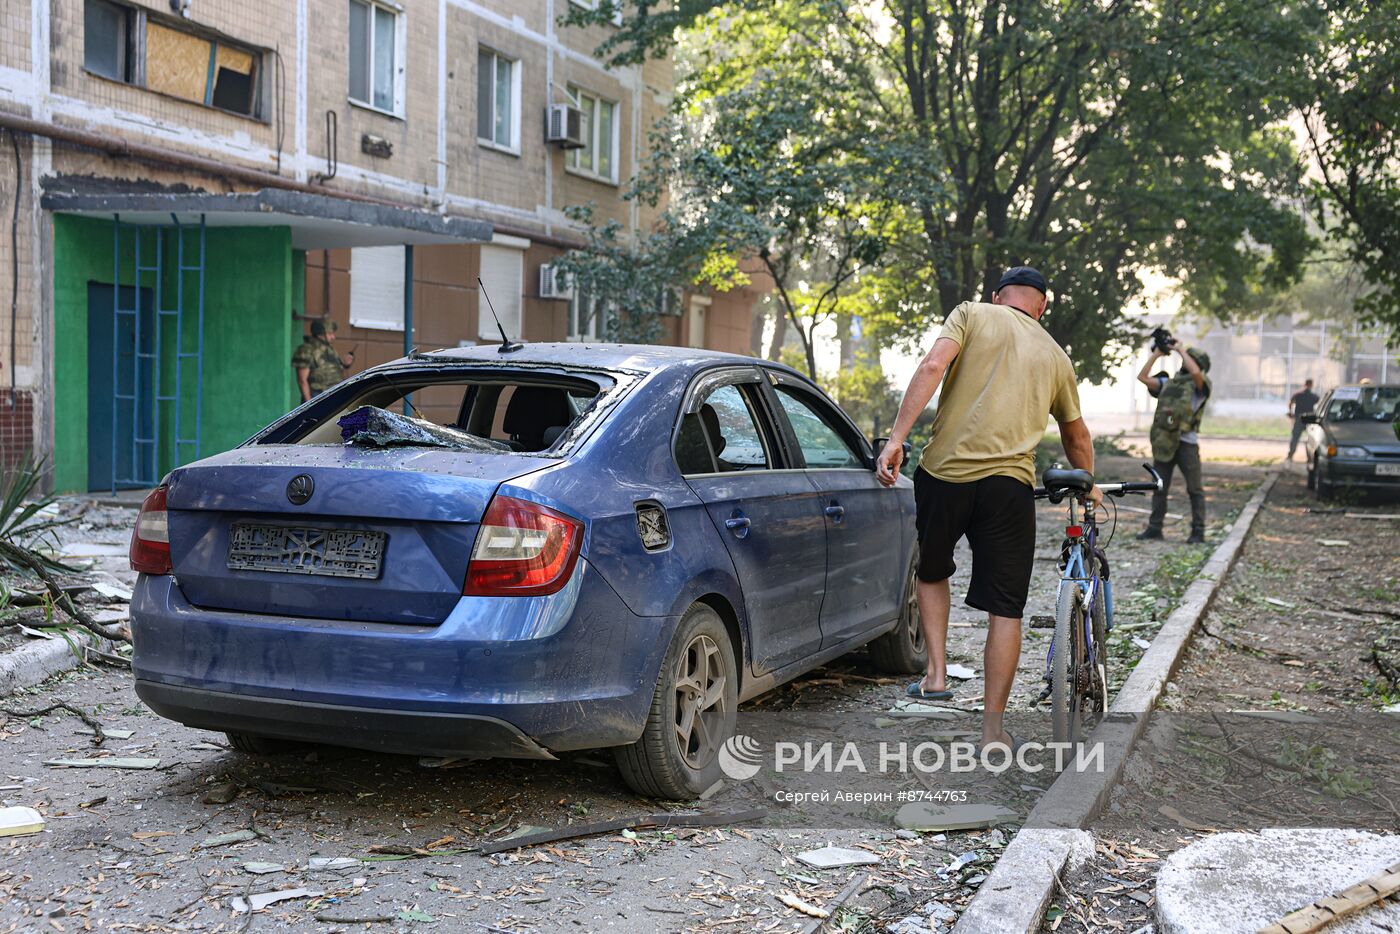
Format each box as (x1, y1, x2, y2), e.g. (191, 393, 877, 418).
(1058, 417, 1103, 506)
(1137, 350, 1165, 387)
(296, 367, 312, 403)
(875, 337, 961, 487)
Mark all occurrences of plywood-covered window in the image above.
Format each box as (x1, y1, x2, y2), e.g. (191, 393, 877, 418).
(81, 0, 265, 120)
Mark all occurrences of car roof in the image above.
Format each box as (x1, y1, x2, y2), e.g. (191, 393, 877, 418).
(393, 341, 802, 377)
(1329, 383, 1399, 390)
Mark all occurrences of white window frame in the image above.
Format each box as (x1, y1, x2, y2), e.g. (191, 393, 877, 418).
(347, 0, 406, 118)
(476, 46, 521, 155)
(349, 246, 407, 331)
(568, 286, 613, 341)
(569, 0, 624, 26)
(565, 85, 620, 184)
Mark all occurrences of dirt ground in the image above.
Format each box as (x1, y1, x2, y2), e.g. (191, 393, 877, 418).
(0, 459, 1265, 933)
(1042, 468, 1400, 934)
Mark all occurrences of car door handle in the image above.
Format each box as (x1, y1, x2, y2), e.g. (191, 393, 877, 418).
(824, 503, 845, 523)
(724, 515, 751, 539)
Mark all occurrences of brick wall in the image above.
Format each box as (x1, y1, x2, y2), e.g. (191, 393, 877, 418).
(0, 389, 34, 472)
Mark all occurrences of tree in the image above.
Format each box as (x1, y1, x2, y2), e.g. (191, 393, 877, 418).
(566, 0, 1321, 382)
(1296, 1, 1400, 342)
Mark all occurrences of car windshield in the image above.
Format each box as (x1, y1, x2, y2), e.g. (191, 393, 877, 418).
(258, 367, 614, 453)
(1325, 386, 1400, 423)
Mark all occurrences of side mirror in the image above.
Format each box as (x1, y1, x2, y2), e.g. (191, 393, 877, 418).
(873, 437, 913, 459)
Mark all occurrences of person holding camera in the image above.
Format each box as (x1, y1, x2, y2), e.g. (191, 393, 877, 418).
(1137, 330, 1211, 544)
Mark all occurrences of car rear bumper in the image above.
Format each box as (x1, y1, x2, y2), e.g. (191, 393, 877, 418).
(135, 679, 555, 759)
(130, 561, 677, 755)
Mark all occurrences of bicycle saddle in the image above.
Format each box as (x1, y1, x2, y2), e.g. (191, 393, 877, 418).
(1042, 467, 1094, 494)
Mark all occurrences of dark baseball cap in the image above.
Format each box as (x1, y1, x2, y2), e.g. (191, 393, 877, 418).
(310, 319, 337, 337)
(996, 266, 1048, 295)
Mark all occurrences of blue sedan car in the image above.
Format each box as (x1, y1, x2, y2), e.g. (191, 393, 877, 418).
(129, 343, 922, 798)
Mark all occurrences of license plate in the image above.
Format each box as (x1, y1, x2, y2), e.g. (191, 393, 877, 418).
(227, 524, 386, 579)
(1377, 463, 1400, 477)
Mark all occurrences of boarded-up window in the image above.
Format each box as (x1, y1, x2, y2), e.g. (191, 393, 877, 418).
(143, 19, 260, 117)
(478, 246, 523, 342)
(349, 247, 407, 331)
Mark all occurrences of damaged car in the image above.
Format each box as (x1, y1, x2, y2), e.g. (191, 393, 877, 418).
(129, 343, 922, 798)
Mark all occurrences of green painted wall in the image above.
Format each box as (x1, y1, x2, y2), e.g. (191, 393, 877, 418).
(52, 216, 295, 492)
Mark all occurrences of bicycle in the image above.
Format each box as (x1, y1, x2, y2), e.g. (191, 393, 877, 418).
(1031, 463, 1163, 746)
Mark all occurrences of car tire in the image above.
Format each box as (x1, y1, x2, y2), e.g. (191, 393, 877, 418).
(614, 604, 738, 800)
(867, 560, 928, 675)
(224, 732, 294, 755)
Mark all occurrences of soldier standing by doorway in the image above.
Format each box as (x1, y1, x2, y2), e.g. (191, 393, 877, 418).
(1137, 337, 1211, 544)
(1287, 378, 1320, 464)
(292, 319, 354, 403)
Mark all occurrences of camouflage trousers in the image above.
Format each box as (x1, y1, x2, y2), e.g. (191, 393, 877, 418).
(1147, 441, 1205, 536)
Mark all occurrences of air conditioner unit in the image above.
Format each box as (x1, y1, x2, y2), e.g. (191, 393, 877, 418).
(545, 103, 587, 150)
(539, 263, 573, 301)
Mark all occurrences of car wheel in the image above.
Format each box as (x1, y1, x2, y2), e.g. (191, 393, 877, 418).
(867, 559, 928, 674)
(614, 604, 738, 800)
(224, 732, 295, 754)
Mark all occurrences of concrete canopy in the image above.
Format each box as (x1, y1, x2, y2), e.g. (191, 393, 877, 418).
(40, 180, 493, 249)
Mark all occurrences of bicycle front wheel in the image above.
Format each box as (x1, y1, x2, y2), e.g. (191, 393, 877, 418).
(1051, 582, 1084, 746)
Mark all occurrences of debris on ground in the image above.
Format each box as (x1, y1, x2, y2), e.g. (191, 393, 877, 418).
(199, 829, 259, 848)
(229, 887, 324, 913)
(894, 803, 1017, 832)
(796, 845, 882, 869)
(0, 806, 44, 837)
(44, 757, 159, 769)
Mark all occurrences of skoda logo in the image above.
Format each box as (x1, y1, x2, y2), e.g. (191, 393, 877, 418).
(286, 474, 315, 505)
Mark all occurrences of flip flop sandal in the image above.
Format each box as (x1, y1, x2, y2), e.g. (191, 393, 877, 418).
(905, 680, 954, 701)
(975, 732, 1028, 757)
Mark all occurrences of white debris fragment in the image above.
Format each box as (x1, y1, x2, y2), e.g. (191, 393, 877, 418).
(945, 664, 977, 680)
(795, 845, 882, 869)
(229, 888, 323, 913)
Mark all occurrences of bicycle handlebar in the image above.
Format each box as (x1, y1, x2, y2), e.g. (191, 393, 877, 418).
(1032, 463, 1163, 501)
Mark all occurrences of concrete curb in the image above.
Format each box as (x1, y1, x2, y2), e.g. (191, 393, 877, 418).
(0, 630, 105, 696)
(952, 468, 1281, 934)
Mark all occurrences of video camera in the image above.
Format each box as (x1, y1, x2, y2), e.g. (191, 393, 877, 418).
(1150, 327, 1175, 354)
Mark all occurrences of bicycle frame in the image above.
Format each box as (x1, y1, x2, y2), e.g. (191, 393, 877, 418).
(1047, 495, 1110, 684)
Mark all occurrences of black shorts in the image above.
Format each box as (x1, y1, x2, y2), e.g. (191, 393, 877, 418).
(914, 468, 1036, 618)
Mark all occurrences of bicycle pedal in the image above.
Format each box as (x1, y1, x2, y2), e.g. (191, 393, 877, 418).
(1029, 615, 1056, 629)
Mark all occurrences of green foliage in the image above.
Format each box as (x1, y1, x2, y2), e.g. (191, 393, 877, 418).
(565, 0, 1320, 383)
(0, 452, 68, 571)
(1294, 2, 1400, 343)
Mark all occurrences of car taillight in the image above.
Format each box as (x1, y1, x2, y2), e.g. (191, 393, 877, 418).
(130, 486, 172, 575)
(464, 495, 583, 597)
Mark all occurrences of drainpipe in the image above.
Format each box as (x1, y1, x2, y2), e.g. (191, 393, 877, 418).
(403, 244, 413, 415)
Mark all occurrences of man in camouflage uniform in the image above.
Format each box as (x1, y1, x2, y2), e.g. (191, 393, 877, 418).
(1137, 337, 1211, 544)
(292, 319, 354, 403)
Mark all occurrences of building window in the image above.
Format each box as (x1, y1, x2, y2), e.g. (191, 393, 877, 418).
(85, 0, 136, 82)
(82, 0, 264, 118)
(568, 286, 613, 341)
(349, 0, 402, 115)
(566, 86, 618, 183)
(476, 48, 520, 153)
(478, 245, 524, 342)
(349, 247, 406, 331)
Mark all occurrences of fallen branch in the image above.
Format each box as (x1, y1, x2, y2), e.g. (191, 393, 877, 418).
(476, 808, 767, 856)
(0, 701, 106, 745)
(798, 872, 869, 934)
(0, 540, 129, 642)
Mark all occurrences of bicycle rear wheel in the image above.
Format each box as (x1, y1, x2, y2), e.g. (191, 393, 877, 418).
(1051, 582, 1085, 746)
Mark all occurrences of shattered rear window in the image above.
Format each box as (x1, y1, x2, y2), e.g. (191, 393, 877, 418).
(255, 366, 619, 455)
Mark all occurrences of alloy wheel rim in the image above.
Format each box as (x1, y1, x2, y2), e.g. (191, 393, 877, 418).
(906, 574, 925, 653)
(674, 633, 728, 769)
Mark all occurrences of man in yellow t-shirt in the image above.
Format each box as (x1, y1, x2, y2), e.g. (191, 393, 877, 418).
(876, 266, 1101, 752)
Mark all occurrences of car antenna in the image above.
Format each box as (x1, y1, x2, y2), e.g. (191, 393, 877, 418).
(478, 277, 523, 353)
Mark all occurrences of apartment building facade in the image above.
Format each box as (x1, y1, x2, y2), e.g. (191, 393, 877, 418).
(0, 0, 764, 492)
